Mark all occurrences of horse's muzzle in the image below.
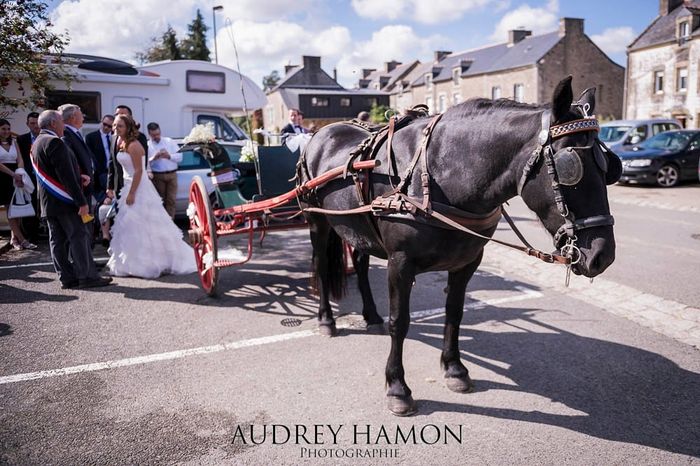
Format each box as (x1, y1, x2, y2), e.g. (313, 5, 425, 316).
(572, 231, 616, 277)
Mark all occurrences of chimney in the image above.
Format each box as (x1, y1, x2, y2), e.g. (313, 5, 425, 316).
(434, 50, 451, 63)
(302, 55, 321, 70)
(384, 60, 401, 73)
(508, 29, 532, 46)
(284, 64, 297, 75)
(559, 18, 584, 38)
(362, 68, 376, 79)
(659, 0, 683, 16)
(333, 68, 338, 82)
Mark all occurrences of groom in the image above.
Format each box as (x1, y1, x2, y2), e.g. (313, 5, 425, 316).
(31, 110, 113, 290)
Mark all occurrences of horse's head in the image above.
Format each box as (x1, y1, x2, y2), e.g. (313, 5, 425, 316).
(520, 76, 622, 278)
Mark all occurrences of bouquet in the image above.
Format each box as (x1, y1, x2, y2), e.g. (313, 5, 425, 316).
(239, 140, 257, 162)
(183, 122, 216, 145)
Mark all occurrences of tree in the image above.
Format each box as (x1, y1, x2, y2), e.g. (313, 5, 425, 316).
(135, 26, 181, 64)
(370, 103, 391, 124)
(180, 9, 210, 61)
(0, 0, 71, 109)
(262, 70, 280, 92)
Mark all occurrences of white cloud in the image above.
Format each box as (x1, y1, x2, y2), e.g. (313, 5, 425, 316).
(591, 27, 636, 54)
(335, 25, 445, 86)
(490, 3, 559, 42)
(352, 0, 490, 24)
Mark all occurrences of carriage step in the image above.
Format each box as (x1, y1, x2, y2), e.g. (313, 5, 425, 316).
(213, 259, 246, 267)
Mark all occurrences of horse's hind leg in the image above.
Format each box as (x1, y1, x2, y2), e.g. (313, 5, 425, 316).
(308, 215, 339, 337)
(385, 252, 417, 416)
(441, 254, 481, 393)
(351, 249, 384, 329)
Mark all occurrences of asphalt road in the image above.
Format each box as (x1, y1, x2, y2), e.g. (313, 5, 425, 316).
(0, 184, 698, 465)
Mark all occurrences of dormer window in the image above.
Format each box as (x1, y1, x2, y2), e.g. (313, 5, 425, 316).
(680, 21, 690, 39)
(452, 68, 460, 86)
(425, 73, 433, 90)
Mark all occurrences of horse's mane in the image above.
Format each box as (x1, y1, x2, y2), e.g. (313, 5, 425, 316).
(444, 97, 543, 119)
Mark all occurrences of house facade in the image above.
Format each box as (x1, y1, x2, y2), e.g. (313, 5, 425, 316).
(363, 18, 624, 119)
(626, 0, 700, 128)
(263, 56, 389, 132)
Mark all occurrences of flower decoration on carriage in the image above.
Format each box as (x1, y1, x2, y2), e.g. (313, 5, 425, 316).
(183, 122, 216, 145)
(239, 140, 258, 163)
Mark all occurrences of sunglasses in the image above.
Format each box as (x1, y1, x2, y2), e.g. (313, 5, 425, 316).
(102, 122, 113, 128)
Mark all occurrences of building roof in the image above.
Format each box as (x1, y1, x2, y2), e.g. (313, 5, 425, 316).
(411, 31, 562, 87)
(629, 1, 700, 51)
(362, 60, 421, 92)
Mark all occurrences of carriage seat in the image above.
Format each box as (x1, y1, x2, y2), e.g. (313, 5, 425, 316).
(253, 145, 301, 215)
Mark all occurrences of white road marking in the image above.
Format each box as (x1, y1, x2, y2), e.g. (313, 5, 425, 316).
(0, 257, 110, 270)
(0, 288, 542, 385)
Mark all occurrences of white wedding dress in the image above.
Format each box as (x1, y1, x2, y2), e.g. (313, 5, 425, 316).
(107, 151, 197, 278)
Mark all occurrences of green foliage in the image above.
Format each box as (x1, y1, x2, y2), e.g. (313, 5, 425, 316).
(0, 0, 71, 109)
(180, 9, 210, 61)
(135, 26, 181, 64)
(262, 70, 280, 92)
(369, 103, 391, 124)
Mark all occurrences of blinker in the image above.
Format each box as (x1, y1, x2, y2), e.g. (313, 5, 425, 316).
(553, 147, 583, 186)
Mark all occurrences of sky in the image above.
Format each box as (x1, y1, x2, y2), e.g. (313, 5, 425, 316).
(44, 0, 660, 89)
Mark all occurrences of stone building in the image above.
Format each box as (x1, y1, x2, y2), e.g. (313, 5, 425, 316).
(626, 0, 700, 127)
(364, 18, 624, 119)
(357, 60, 423, 111)
(263, 56, 389, 132)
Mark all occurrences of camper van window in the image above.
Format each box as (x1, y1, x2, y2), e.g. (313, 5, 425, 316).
(186, 70, 226, 93)
(197, 115, 246, 141)
(45, 91, 101, 123)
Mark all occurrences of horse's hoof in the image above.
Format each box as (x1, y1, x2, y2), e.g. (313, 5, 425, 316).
(387, 395, 417, 417)
(445, 375, 474, 393)
(318, 323, 337, 337)
(366, 323, 386, 335)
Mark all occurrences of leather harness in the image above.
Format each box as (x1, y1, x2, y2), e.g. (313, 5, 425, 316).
(300, 107, 608, 266)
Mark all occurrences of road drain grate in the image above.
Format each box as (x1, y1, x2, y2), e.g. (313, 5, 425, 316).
(280, 318, 302, 327)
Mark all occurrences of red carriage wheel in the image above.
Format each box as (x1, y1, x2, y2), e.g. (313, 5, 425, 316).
(189, 176, 219, 296)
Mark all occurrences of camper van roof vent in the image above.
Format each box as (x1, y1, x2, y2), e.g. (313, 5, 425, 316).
(78, 60, 138, 76)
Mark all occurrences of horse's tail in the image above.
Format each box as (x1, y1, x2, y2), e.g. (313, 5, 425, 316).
(311, 228, 346, 300)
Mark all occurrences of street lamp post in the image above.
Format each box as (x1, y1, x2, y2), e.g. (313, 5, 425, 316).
(213, 5, 223, 64)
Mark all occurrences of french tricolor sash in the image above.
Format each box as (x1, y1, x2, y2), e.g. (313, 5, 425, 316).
(31, 152, 75, 205)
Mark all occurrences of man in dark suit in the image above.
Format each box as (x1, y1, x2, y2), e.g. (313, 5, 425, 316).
(32, 110, 112, 289)
(58, 104, 95, 202)
(16, 112, 41, 240)
(85, 114, 114, 204)
(280, 108, 308, 136)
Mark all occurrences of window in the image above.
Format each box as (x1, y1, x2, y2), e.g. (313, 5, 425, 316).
(438, 94, 446, 113)
(652, 122, 680, 135)
(374, 83, 380, 90)
(186, 70, 225, 93)
(689, 136, 700, 150)
(653, 71, 664, 94)
(365, 97, 377, 107)
(311, 96, 329, 107)
(680, 21, 690, 39)
(452, 68, 460, 86)
(677, 67, 688, 92)
(426, 96, 433, 114)
(425, 73, 433, 90)
(452, 92, 461, 105)
(513, 83, 524, 102)
(266, 107, 274, 126)
(45, 90, 101, 123)
(196, 115, 246, 141)
(340, 97, 351, 107)
(491, 86, 501, 100)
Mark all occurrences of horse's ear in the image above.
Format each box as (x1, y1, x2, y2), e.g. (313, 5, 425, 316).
(552, 76, 573, 122)
(577, 87, 596, 115)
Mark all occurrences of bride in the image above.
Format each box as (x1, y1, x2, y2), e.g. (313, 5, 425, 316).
(107, 114, 196, 278)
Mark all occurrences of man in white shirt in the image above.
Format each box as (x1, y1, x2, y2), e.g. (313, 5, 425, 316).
(146, 122, 181, 218)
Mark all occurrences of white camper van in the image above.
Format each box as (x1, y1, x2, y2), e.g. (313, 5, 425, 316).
(1, 54, 266, 139)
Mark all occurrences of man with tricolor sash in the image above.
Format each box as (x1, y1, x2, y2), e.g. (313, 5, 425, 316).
(31, 110, 112, 290)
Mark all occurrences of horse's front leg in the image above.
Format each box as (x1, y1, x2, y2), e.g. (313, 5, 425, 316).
(385, 252, 416, 416)
(351, 249, 384, 328)
(441, 253, 482, 393)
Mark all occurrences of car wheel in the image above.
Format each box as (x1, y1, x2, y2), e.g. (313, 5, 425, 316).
(656, 164, 680, 187)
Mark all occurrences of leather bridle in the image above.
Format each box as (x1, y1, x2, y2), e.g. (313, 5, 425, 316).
(516, 109, 615, 267)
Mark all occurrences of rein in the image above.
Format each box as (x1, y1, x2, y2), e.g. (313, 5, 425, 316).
(302, 108, 609, 270)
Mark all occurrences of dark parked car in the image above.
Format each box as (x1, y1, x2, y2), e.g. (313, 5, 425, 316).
(618, 130, 700, 187)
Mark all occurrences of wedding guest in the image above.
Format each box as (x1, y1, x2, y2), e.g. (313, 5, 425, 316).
(85, 114, 114, 205)
(16, 112, 41, 241)
(147, 122, 181, 218)
(58, 104, 96, 203)
(32, 110, 112, 289)
(0, 118, 36, 250)
(280, 108, 308, 135)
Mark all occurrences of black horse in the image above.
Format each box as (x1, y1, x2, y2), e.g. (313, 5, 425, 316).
(298, 77, 622, 416)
